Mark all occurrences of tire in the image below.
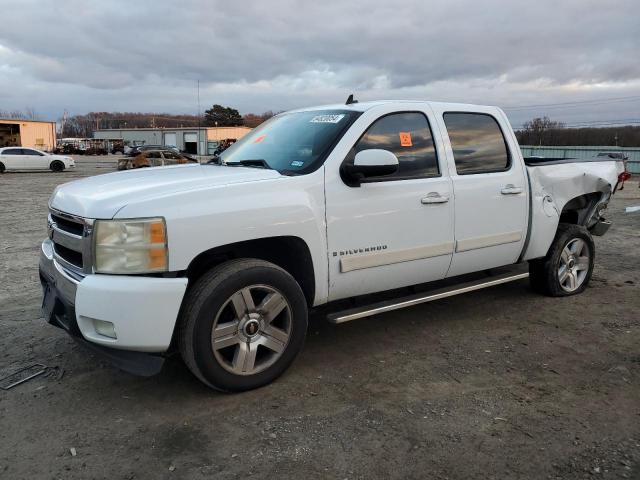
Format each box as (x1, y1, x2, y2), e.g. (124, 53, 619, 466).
(50, 160, 65, 172)
(529, 223, 595, 296)
(179, 259, 308, 392)
(0, 162, 5, 173)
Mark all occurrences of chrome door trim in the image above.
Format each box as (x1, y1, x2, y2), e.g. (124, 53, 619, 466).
(340, 241, 455, 273)
(455, 231, 522, 253)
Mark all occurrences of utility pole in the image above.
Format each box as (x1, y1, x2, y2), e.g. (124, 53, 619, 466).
(60, 109, 68, 137)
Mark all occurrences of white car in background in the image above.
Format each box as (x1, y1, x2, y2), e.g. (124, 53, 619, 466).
(0, 147, 75, 173)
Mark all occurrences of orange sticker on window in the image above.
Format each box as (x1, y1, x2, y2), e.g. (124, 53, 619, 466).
(399, 132, 412, 147)
(253, 135, 266, 144)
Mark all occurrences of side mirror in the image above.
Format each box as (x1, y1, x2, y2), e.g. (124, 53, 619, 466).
(342, 149, 399, 187)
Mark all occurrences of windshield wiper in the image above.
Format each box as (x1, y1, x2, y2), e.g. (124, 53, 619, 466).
(225, 159, 273, 170)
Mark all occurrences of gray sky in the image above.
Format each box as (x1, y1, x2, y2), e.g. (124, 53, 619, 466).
(1, 0, 639, 127)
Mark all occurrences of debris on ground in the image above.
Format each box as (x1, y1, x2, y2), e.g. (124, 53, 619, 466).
(0, 364, 47, 390)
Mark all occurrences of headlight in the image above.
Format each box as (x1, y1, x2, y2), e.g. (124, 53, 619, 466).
(94, 218, 168, 274)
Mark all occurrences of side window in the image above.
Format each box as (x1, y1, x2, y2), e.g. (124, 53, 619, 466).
(443, 113, 510, 175)
(2, 148, 23, 155)
(163, 151, 179, 159)
(147, 151, 162, 166)
(23, 149, 44, 156)
(344, 112, 439, 181)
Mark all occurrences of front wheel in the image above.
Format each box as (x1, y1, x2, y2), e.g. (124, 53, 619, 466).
(529, 223, 595, 296)
(179, 259, 308, 392)
(50, 160, 65, 172)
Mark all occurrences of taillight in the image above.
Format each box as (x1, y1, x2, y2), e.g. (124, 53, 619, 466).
(619, 171, 631, 182)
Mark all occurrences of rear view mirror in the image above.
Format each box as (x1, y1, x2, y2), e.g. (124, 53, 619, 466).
(342, 149, 399, 187)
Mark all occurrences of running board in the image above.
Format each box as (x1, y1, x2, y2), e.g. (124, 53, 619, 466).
(327, 271, 529, 324)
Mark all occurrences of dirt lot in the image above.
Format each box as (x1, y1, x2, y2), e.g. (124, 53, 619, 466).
(0, 156, 638, 480)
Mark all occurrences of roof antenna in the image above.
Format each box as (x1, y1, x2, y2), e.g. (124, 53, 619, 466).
(345, 94, 358, 105)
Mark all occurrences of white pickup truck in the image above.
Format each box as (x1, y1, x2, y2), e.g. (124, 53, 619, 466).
(39, 100, 627, 391)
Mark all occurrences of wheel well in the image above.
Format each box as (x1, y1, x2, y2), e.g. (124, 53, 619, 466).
(559, 192, 602, 226)
(185, 236, 316, 306)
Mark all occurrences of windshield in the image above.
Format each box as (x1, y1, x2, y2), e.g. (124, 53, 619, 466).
(219, 109, 361, 174)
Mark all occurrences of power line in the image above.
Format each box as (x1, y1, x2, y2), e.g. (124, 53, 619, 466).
(503, 95, 640, 110)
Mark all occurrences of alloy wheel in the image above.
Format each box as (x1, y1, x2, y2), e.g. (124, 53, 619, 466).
(558, 238, 590, 292)
(211, 285, 292, 375)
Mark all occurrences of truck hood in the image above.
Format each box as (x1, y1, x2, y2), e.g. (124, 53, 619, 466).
(50, 164, 282, 219)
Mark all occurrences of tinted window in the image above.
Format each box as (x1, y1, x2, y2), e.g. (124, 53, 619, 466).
(444, 113, 510, 174)
(22, 149, 44, 156)
(163, 151, 179, 159)
(344, 112, 439, 181)
(1, 148, 23, 155)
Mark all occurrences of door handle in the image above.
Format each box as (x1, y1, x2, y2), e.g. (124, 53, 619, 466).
(421, 192, 450, 204)
(501, 184, 523, 195)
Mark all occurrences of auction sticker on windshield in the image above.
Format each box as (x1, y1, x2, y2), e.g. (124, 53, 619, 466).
(310, 114, 345, 123)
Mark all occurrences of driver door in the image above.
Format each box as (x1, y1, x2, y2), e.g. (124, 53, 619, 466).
(325, 109, 454, 301)
(22, 148, 47, 169)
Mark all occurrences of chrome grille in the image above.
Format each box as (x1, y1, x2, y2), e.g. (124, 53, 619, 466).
(48, 208, 94, 276)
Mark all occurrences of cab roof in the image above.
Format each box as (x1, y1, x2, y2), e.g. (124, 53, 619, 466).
(287, 99, 500, 114)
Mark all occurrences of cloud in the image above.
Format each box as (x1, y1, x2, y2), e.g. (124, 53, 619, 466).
(0, 0, 638, 124)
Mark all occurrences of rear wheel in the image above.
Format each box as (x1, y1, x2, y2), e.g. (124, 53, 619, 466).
(179, 259, 308, 392)
(0, 162, 5, 173)
(50, 160, 65, 172)
(529, 223, 594, 296)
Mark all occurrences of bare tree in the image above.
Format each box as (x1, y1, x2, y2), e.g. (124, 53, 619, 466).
(0, 109, 27, 119)
(242, 111, 276, 128)
(515, 118, 640, 147)
(518, 117, 565, 146)
(24, 107, 38, 120)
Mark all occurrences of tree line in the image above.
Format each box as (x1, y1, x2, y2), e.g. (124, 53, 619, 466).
(0, 108, 39, 120)
(53, 105, 276, 138)
(515, 116, 640, 147)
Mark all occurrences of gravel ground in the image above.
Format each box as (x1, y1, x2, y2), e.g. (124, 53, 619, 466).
(0, 156, 638, 480)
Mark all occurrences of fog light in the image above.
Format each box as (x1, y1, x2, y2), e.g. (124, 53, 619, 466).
(93, 319, 117, 339)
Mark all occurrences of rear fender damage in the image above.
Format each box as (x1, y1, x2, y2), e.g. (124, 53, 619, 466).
(523, 161, 624, 260)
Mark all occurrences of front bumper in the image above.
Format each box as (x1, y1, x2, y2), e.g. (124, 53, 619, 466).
(39, 239, 188, 375)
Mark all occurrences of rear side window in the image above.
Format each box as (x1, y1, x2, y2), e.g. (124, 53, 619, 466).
(2, 148, 23, 155)
(444, 113, 510, 174)
(344, 112, 439, 181)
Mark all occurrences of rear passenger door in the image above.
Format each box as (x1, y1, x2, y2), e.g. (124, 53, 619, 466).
(433, 108, 528, 277)
(22, 149, 48, 169)
(0, 148, 25, 169)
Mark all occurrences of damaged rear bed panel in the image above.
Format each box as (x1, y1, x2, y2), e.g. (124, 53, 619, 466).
(523, 159, 625, 260)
